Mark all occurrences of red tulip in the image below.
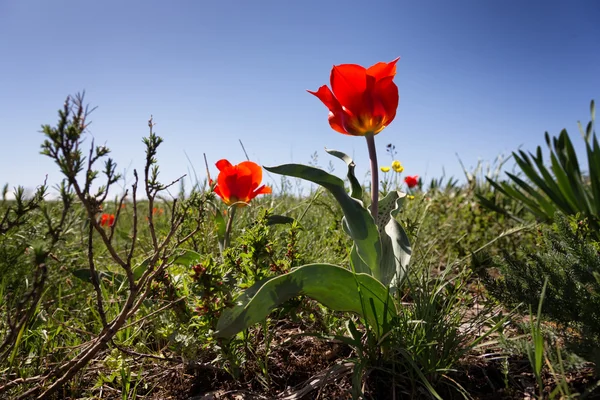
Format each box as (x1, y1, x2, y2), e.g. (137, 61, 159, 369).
(152, 207, 164, 216)
(100, 213, 115, 227)
(308, 57, 400, 136)
(404, 175, 419, 189)
(213, 159, 272, 207)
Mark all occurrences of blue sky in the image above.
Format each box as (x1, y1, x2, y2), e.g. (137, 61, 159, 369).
(1, 0, 599, 196)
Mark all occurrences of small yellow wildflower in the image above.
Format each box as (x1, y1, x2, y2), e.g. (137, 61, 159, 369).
(407, 195, 415, 200)
(391, 160, 404, 173)
(380, 166, 391, 173)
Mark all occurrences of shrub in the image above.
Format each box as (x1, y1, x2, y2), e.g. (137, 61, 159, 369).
(473, 212, 600, 363)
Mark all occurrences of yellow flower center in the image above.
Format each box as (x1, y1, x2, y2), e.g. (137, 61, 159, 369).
(344, 112, 387, 136)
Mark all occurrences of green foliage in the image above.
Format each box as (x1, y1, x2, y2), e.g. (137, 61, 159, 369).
(474, 212, 600, 361)
(481, 100, 600, 238)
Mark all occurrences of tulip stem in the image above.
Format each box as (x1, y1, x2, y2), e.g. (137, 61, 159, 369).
(365, 132, 379, 224)
(223, 206, 237, 250)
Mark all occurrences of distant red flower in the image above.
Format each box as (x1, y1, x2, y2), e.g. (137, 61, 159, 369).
(100, 213, 115, 227)
(308, 57, 400, 136)
(152, 207, 164, 216)
(404, 175, 419, 189)
(213, 160, 272, 207)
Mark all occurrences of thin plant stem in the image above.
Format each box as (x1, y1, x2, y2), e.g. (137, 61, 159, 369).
(238, 139, 250, 161)
(365, 132, 379, 224)
(223, 206, 237, 249)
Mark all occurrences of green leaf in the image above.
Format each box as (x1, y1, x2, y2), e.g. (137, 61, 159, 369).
(505, 172, 557, 217)
(266, 214, 295, 225)
(587, 135, 600, 215)
(214, 208, 226, 249)
(593, 271, 600, 285)
(549, 151, 580, 212)
(72, 269, 125, 287)
(132, 256, 152, 281)
(528, 149, 572, 212)
(131, 250, 200, 283)
(586, 121, 593, 142)
(348, 243, 372, 275)
(558, 130, 592, 212)
(325, 148, 363, 200)
(491, 179, 549, 220)
(377, 191, 411, 287)
(265, 164, 381, 272)
(215, 264, 396, 339)
(476, 192, 512, 218)
(578, 120, 588, 142)
(171, 249, 202, 266)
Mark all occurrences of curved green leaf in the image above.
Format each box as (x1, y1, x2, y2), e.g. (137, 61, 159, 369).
(377, 191, 412, 287)
(325, 148, 363, 200)
(348, 243, 372, 275)
(528, 149, 572, 212)
(215, 264, 396, 338)
(171, 249, 202, 266)
(505, 172, 557, 217)
(265, 164, 381, 271)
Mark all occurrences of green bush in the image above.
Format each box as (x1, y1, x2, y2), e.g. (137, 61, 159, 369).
(474, 212, 600, 363)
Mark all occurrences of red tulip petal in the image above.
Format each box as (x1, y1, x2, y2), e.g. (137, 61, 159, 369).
(366, 57, 400, 81)
(328, 112, 349, 134)
(214, 184, 228, 204)
(247, 185, 272, 202)
(254, 185, 272, 195)
(335, 75, 385, 135)
(362, 74, 380, 116)
(307, 85, 342, 113)
(372, 76, 399, 126)
(308, 86, 348, 134)
(330, 63, 367, 114)
(229, 165, 254, 201)
(238, 161, 263, 191)
(216, 159, 232, 171)
(217, 170, 235, 202)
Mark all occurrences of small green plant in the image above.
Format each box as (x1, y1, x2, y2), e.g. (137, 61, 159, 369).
(527, 279, 548, 399)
